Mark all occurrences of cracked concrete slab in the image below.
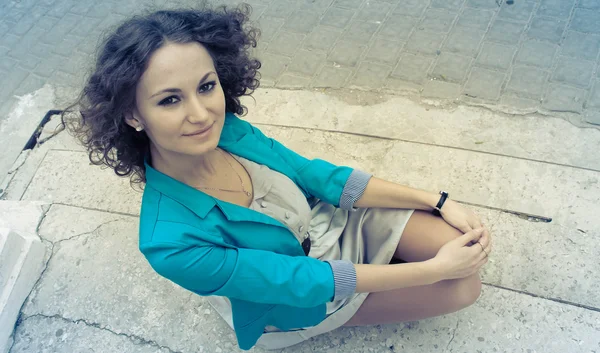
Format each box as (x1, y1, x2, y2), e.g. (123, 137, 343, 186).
(11, 315, 174, 353)
(1, 129, 85, 201)
(0, 85, 56, 184)
(447, 286, 600, 352)
(21, 150, 141, 215)
(14, 201, 599, 352)
(243, 89, 600, 171)
(260, 125, 600, 231)
(38, 204, 129, 243)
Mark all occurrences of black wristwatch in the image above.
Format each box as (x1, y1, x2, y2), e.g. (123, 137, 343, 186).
(432, 191, 448, 217)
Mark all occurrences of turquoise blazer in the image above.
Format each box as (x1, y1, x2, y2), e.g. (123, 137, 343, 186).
(139, 113, 357, 350)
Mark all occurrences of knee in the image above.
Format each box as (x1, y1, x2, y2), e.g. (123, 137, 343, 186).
(453, 273, 482, 308)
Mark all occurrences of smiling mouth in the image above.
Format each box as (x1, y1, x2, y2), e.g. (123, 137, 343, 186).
(183, 123, 213, 136)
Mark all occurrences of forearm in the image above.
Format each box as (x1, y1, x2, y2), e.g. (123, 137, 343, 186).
(353, 176, 439, 211)
(355, 261, 441, 293)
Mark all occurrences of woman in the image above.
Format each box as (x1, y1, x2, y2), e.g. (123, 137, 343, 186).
(67, 5, 492, 351)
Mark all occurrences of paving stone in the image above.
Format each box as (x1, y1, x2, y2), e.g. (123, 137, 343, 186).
(17, 54, 41, 71)
(418, 9, 457, 33)
(422, 80, 461, 99)
(68, 0, 95, 15)
(527, 16, 567, 44)
(32, 54, 65, 78)
(10, 13, 37, 36)
(364, 38, 404, 65)
(268, 31, 305, 56)
(464, 67, 505, 100)
(262, 0, 299, 18)
(321, 7, 355, 28)
(588, 79, 600, 108)
(33, 15, 60, 31)
(487, 19, 525, 45)
(0, 56, 18, 72)
(561, 31, 600, 60)
(378, 15, 418, 41)
(297, 0, 335, 12)
(328, 40, 367, 66)
(392, 0, 429, 16)
(355, 1, 392, 22)
(70, 15, 103, 38)
(571, 8, 600, 34)
(506, 66, 548, 97)
(51, 35, 83, 57)
(257, 16, 285, 43)
(584, 109, 600, 125)
(284, 10, 321, 33)
(457, 7, 494, 30)
(258, 53, 291, 79)
(406, 31, 445, 55)
(551, 56, 595, 88)
(578, 0, 600, 10)
(48, 69, 77, 87)
(303, 26, 342, 51)
(542, 83, 586, 112)
(343, 20, 380, 42)
(538, 0, 576, 18)
(515, 39, 557, 68)
(40, 13, 81, 45)
(288, 50, 327, 76)
(7, 27, 45, 59)
(45, 0, 73, 17)
(443, 26, 485, 56)
(498, 0, 536, 22)
(13, 74, 47, 96)
(466, 0, 499, 8)
(350, 62, 392, 89)
(391, 53, 434, 83)
(61, 51, 93, 75)
(431, 52, 472, 83)
(276, 73, 311, 88)
(0, 34, 20, 51)
(430, 0, 465, 12)
(312, 65, 352, 87)
(332, 0, 363, 9)
(0, 66, 28, 99)
(499, 93, 541, 110)
(476, 42, 517, 71)
(85, 2, 114, 19)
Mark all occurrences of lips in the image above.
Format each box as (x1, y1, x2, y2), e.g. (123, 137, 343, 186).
(184, 123, 213, 136)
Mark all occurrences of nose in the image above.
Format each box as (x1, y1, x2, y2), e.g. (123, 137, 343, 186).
(185, 96, 210, 124)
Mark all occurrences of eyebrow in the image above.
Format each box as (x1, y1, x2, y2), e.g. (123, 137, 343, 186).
(149, 71, 216, 99)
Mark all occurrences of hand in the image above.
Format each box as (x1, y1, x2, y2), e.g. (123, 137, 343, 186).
(439, 198, 483, 234)
(430, 228, 492, 280)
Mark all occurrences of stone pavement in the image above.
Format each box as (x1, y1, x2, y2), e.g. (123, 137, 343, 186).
(2, 87, 600, 352)
(2, 0, 600, 181)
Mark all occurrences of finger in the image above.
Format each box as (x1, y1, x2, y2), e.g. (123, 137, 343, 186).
(456, 228, 484, 246)
(471, 216, 482, 231)
(478, 229, 490, 248)
(477, 242, 492, 261)
(475, 256, 489, 271)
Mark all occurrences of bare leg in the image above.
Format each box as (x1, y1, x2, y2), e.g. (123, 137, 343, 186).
(344, 210, 481, 326)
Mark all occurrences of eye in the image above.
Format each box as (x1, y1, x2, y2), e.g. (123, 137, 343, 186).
(158, 96, 179, 106)
(199, 81, 216, 93)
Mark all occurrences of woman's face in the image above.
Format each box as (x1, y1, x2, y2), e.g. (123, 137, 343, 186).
(128, 41, 226, 158)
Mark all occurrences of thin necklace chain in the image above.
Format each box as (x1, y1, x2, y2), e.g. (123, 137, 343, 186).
(193, 149, 252, 197)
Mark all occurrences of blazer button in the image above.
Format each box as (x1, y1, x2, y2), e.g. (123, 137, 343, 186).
(285, 212, 291, 219)
(260, 201, 267, 208)
(299, 225, 304, 232)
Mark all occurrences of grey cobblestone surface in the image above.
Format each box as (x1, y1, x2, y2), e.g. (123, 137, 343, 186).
(1, 0, 600, 127)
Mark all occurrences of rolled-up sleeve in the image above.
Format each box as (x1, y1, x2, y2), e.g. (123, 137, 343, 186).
(141, 222, 340, 308)
(338, 169, 372, 211)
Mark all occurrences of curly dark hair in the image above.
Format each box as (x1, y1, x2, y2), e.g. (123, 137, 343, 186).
(64, 5, 260, 185)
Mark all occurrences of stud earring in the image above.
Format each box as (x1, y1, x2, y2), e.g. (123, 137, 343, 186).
(135, 126, 143, 132)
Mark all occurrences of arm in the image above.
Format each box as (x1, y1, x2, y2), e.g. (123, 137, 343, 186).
(353, 177, 439, 210)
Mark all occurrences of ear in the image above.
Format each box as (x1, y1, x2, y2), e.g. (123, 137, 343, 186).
(125, 108, 142, 130)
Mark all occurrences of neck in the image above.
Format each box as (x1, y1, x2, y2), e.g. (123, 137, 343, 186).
(149, 144, 221, 186)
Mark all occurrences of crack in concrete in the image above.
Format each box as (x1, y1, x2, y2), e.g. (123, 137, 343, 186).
(19, 313, 182, 353)
(50, 218, 126, 245)
(444, 316, 460, 353)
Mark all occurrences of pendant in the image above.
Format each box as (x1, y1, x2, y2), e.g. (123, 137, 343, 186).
(245, 191, 251, 197)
